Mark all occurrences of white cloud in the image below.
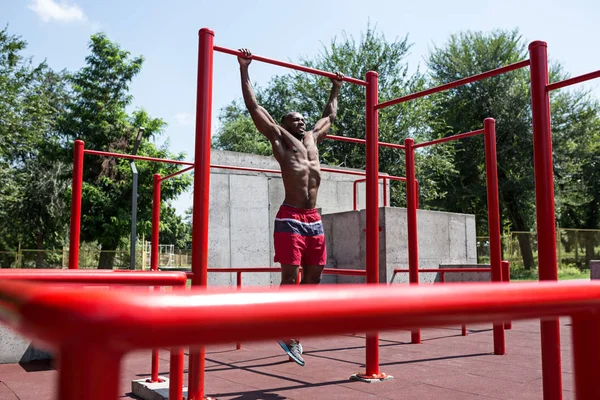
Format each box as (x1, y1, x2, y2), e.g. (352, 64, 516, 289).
(174, 112, 193, 126)
(28, 0, 88, 23)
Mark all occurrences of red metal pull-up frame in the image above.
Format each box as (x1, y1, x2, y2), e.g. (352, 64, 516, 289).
(2, 280, 600, 399)
(66, 28, 600, 399)
(189, 27, 385, 398)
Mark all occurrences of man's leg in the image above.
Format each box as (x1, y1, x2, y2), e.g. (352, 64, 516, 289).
(280, 264, 300, 285)
(301, 265, 325, 285)
(277, 264, 305, 366)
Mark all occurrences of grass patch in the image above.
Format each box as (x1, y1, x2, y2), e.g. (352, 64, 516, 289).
(510, 265, 589, 281)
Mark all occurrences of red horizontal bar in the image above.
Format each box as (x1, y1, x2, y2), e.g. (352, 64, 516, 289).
(0, 269, 187, 286)
(84, 149, 194, 166)
(326, 135, 405, 150)
(206, 267, 366, 276)
(326, 135, 366, 145)
(208, 267, 277, 273)
(210, 164, 280, 174)
(3, 280, 600, 351)
(211, 163, 404, 181)
(214, 46, 367, 87)
(160, 166, 194, 181)
(324, 268, 366, 276)
(394, 268, 491, 273)
(376, 60, 530, 109)
(385, 175, 406, 182)
(413, 129, 484, 149)
(546, 69, 600, 92)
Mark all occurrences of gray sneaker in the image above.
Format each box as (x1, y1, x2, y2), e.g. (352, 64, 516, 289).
(277, 340, 305, 366)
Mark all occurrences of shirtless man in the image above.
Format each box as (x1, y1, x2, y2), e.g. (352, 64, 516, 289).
(238, 48, 343, 366)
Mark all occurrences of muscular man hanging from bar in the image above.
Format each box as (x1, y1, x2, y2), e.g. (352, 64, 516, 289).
(238, 48, 343, 366)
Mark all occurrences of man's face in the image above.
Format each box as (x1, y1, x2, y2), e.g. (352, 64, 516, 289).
(283, 112, 306, 138)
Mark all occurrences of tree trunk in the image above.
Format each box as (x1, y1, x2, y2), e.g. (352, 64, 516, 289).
(35, 232, 45, 268)
(516, 234, 536, 270)
(584, 205, 600, 268)
(98, 244, 117, 269)
(505, 201, 536, 269)
(585, 238, 596, 267)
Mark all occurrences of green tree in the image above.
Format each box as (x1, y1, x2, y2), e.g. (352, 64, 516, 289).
(60, 33, 191, 269)
(552, 88, 600, 265)
(427, 29, 600, 269)
(0, 27, 70, 256)
(213, 24, 448, 206)
(154, 205, 192, 249)
(213, 102, 271, 156)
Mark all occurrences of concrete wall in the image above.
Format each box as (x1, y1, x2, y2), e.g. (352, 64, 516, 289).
(207, 150, 388, 287)
(322, 207, 477, 285)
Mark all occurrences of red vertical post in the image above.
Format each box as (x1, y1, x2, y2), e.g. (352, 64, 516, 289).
(150, 175, 161, 383)
(69, 140, 84, 269)
(169, 348, 185, 400)
(405, 138, 421, 344)
(529, 40, 562, 399)
(188, 27, 214, 400)
(150, 174, 161, 382)
(571, 313, 600, 400)
(58, 346, 122, 400)
(484, 118, 506, 355)
(151, 174, 161, 271)
(236, 271, 242, 350)
(149, 349, 160, 383)
(360, 70, 387, 380)
(502, 260, 512, 329)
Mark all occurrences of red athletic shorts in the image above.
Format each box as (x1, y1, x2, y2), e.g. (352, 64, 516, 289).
(273, 204, 327, 266)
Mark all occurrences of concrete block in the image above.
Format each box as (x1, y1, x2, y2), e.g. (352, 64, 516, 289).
(208, 175, 230, 268)
(344, 180, 387, 212)
(207, 174, 232, 286)
(383, 207, 408, 266)
(131, 376, 186, 400)
(229, 174, 268, 209)
(449, 215, 467, 261)
(465, 215, 478, 262)
(378, 207, 389, 283)
(590, 260, 600, 279)
(229, 175, 270, 274)
(211, 149, 281, 171)
(316, 179, 338, 215)
(332, 211, 364, 285)
(417, 210, 450, 264)
(0, 325, 52, 364)
(230, 207, 270, 264)
(267, 177, 286, 283)
(440, 264, 491, 283)
(208, 270, 232, 286)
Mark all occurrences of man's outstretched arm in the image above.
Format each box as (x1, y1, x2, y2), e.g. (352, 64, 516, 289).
(238, 48, 280, 142)
(312, 72, 344, 143)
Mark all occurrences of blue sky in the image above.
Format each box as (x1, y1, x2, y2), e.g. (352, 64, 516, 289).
(5, 0, 600, 215)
